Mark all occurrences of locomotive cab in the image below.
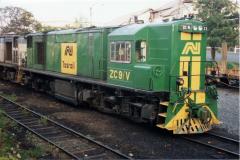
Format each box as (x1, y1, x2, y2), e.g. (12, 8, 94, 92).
(108, 23, 168, 91)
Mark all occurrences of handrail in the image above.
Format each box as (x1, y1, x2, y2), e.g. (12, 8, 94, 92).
(169, 60, 219, 91)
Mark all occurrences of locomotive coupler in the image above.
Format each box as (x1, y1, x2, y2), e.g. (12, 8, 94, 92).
(186, 98, 212, 124)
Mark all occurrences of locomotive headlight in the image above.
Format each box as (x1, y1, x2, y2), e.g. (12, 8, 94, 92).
(181, 24, 191, 30)
(176, 78, 184, 86)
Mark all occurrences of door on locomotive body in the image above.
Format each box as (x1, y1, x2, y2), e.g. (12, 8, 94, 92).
(0, 37, 4, 63)
(88, 32, 100, 79)
(132, 39, 153, 90)
(12, 36, 19, 65)
(4, 36, 13, 64)
(92, 31, 104, 79)
(32, 35, 45, 70)
(77, 32, 93, 78)
(77, 31, 104, 79)
(26, 35, 33, 68)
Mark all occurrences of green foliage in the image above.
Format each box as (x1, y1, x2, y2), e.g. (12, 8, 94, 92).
(38, 25, 62, 32)
(38, 18, 88, 32)
(0, 6, 42, 34)
(0, 6, 88, 34)
(195, 0, 239, 47)
(227, 61, 239, 69)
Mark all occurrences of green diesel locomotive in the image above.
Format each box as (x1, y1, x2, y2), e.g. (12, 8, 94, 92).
(0, 20, 220, 134)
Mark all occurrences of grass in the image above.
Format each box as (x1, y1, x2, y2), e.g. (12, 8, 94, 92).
(20, 146, 44, 159)
(0, 93, 17, 102)
(22, 108, 30, 116)
(39, 116, 48, 125)
(0, 108, 45, 159)
(0, 110, 17, 159)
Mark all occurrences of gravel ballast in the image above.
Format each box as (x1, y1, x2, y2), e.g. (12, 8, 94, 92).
(217, 88, 239, 137)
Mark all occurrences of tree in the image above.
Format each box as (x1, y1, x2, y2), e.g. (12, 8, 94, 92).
(195, 0, 239, 61)
(0, 6, 42, 34)
(38, 25, 62, 32)
(38, 17, 89, 32)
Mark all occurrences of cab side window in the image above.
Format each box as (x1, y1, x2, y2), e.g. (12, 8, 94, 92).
(136, 40, 147, 62)
(110, 41, 131, 63)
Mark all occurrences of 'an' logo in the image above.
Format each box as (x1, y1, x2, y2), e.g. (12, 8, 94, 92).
(65, 46, 73, 56)
(182, 42, 201, 55)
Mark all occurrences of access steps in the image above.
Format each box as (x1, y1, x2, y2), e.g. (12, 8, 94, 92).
(156, 101, 169, 128)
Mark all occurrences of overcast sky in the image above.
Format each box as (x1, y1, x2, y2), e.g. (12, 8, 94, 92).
(0, 0, 173, 26)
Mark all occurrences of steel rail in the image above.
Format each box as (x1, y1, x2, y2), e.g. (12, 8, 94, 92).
(207, 132, 240, 144)
(182, 132, 240, 157)
(0, 94, 132, 160)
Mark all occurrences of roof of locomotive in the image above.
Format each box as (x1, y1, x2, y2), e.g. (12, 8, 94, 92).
(0, 33, 20, 38)
(108, 20, 203, 36)
(26, 26, 119, 37)
(109, 23, 148, 36)
(26, 20, 204, 37)
(47, 29, 79, 35)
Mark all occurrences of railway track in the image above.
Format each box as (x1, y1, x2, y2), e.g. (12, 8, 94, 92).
(183, 131, 240, 157)
(0, 95, 131, 160)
